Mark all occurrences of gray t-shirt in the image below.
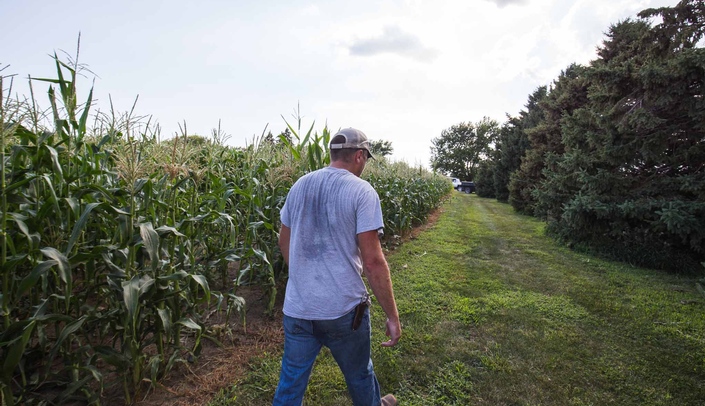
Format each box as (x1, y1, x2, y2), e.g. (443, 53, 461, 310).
(280, 166, 384, 320)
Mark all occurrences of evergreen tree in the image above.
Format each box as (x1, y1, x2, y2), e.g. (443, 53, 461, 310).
(509, 65, 589, 215)
(497, 86, 548, 209)
(529, 64, 591, 220)
(494, 116, 523, 202)
(540, 0, 705, 271)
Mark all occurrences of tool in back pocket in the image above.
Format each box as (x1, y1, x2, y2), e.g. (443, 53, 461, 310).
(352, 294, 371, 331)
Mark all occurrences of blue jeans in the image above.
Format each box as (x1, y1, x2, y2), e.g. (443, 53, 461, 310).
(272, 307, 382, 406)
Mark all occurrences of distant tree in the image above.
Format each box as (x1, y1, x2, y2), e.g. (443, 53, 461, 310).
(492, 117, 522, 202)
(185, 134, 209, 146)
(278, 127, 292, 146)
(262, 131, 276, 145)
(369, 139, 393, 157)
(430, 117, 499, 181)
(474, 159, 497, 198)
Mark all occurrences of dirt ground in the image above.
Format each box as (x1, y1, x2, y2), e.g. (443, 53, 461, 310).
(131, 284, 285, 406)
(134, 206, 445, 406)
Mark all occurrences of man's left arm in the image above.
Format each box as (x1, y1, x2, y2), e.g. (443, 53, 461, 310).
(278, 225, 291, 266)
(359, 230, 401, 347)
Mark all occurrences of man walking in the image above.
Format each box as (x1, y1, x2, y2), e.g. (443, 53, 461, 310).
(273, 128, 401, 406)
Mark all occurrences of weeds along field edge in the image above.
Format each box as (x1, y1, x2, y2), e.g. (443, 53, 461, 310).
(0, 56, 453, 405)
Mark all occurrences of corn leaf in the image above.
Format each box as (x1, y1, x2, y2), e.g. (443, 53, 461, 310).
(252, 248, 270, 265)
(301, 121, 315, 145)
(43, 144, 63, 179)
(38, 174, 62, 223)
(139, 275, 155, 297)
(4, 174, 38, 193)
(7, 212, 31, 244)
(18, 260, 58, 296)
(158, 270, 188, 281)
(139, 222, 160, 268)
(157, 308, 172, 333)
(177, 318, 202, 332)
(40, 247, 71, 285)
(101, 252, 126, 276)
(56, 376, 93, 404)
(148, 355, 162, 387)
(123, 276, 141, 330)
(78, 84, 94, 138)
(94, 346, 129, 369)
(155, 225, 186, 237)
(189, 274, 210, 303)
(225, 253, 241, 262)
(47, 316, 86, 366)
(278, 133, 300, 160)
(30, 77, 66, 85)
(1, 321, 35, 380)
(66, 202, 103, 254)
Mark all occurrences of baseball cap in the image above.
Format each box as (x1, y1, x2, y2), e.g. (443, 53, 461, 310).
(329, 128, 374, 159)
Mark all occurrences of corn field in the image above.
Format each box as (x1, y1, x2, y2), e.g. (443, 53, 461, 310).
(0, 53, 451, 405)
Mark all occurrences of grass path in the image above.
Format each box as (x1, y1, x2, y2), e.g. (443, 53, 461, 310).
(213, 194, 705, 405)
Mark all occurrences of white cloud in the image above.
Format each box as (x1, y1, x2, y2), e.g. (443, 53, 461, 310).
(347, 25, 439, 62)
(484, 0, 530, 7)
(298, 4, 321, 17)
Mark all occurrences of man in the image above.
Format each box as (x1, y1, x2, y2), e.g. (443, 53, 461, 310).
(273, 128, 401, 406)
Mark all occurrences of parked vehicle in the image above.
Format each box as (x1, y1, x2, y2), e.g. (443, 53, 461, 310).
(448, 177, 461, 189)
(459, 181, 475, 193)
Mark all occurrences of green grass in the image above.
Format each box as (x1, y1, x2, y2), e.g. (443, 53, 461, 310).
(211, 193, 705, 405)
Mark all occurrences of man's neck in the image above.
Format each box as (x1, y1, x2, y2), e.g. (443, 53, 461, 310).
(330, 161, 350, 171)
(329, 161, 361, 177)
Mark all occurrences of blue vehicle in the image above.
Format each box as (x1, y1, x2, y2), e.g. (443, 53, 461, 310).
(458, 181, 475, 194)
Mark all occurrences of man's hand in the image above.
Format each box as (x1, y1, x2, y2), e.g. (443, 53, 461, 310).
(382, 317, 402, 347)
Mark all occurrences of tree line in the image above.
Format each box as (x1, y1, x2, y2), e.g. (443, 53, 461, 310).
(431, 0, 704, 272)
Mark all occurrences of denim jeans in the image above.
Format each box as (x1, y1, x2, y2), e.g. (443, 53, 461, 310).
(272, 307, 382, 406)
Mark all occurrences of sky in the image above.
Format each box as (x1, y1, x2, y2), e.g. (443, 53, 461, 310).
(2, 0, 679, 168)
